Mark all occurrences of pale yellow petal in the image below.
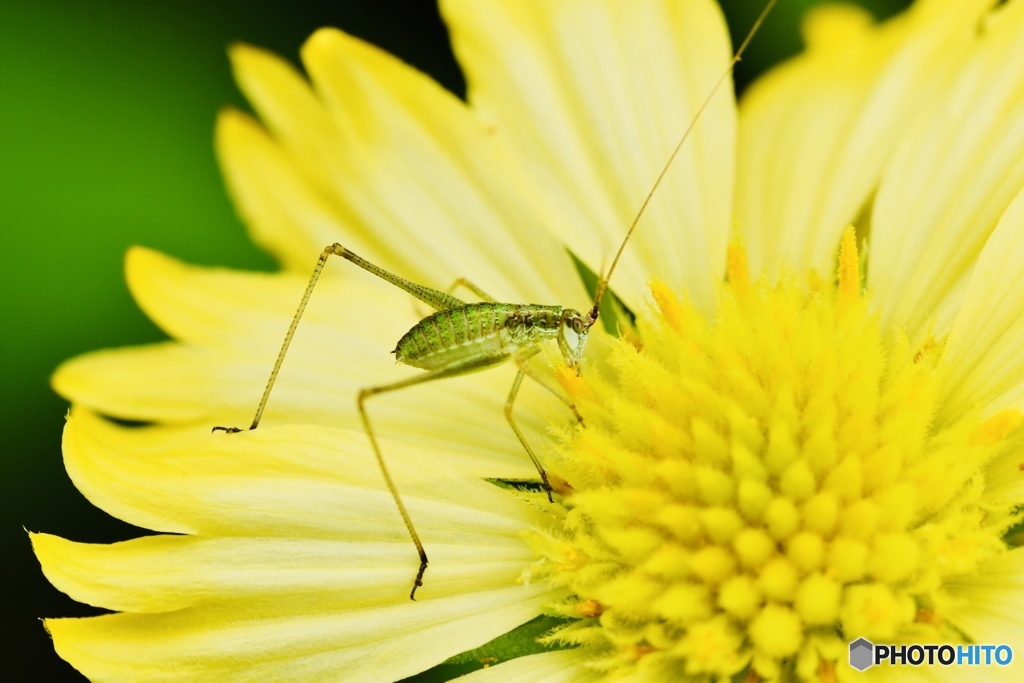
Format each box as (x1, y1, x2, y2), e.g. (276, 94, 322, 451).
(864, 669, 944, 683)
(229, 39, 584, 306)
(53, 340, 543, 478)
(53, 249, 570, 477)
(736, 0, 990, 280)
(299, 30, 585, 306)
(216, 108, 359, 271)
(939, 185, 1024, 424)
(443, 0, 735, 312)
(61, 408, 548, 539)
(979, 444, 1024, 508)
(45, 409, 561, 680)
(871, 0, 1024, 335)
(45, 584, 554, 683)
(944, 549, 1024, 680)
(227, 42, 341, 206)
(456, 648, 603, 683)
(33, 532, 544, 615)
(224, 44, 421, 272)
(123, 245, 396, 350)
(53, 342, 231, 422)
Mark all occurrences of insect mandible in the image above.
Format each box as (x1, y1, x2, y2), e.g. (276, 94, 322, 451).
(215, 0, 777, 600)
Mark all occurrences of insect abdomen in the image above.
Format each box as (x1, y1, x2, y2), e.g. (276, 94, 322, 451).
(393, 303, 561, 370)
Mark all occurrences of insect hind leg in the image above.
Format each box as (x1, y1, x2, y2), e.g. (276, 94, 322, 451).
(213, 243, 349, 434)
(356, 353, 509, 599)
(357, 383, 428, 601)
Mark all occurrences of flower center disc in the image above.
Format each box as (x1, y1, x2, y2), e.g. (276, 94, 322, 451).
(533, 234, 1020, 680)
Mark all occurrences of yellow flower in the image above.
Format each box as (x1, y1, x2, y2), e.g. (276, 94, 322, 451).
(35, 0, 1024, 681)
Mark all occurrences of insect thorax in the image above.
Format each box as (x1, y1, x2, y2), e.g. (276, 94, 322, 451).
(393, 303, 564, 371)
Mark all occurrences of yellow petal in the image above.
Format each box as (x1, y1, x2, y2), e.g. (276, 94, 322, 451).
(736, 0, 990, 280)
(43, 409, 560, 680)
(980, 444, 1024, 505)
(33, 533, 537, 614)
(944, 549, 1024, 680)
(302, 29, 585, 306)
(122, 245, 399, 350)
(229, 38, 584, 307)
(53, 249, 566, 477)
(939, 185, 1024, 425)
(60, 408, 547, 538)
(871, 0, 1024, 335)
(53, 340, 226, 422)
(442, 0, 735, 312)
(45, 584, 556, 683)
(227, 42, 340, 202)
(216, 108, 357, 271)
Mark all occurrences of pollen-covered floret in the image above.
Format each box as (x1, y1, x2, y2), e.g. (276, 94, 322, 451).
(531, 231, 1022, 680)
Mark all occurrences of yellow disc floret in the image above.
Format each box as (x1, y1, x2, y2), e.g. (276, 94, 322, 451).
(532, 228, 1022, 680)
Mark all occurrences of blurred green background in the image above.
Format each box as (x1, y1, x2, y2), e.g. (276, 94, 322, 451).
(1, 1, 909, 680)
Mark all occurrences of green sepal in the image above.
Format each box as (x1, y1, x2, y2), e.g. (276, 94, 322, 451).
(442, 614, 574, 666)
(485, 477, 546, 493)
(568, 249, 635, 334)
(398, 615, 574, 682)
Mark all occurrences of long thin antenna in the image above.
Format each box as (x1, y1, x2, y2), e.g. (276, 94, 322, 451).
(587, 0, 778, 326)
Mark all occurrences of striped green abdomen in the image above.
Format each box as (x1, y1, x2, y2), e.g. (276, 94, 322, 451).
(393, 303, 563, 370)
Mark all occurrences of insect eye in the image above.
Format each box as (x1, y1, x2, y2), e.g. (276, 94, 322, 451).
(572, 318, 583, 333)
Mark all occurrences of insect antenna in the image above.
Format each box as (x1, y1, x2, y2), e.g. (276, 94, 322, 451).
(586, 0, 778, 329)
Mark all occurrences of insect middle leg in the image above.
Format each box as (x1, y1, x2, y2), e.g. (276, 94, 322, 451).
(448, 277, 495, 303)
(447, 277, 583, 423)
(412, 276, 495, 318)
(505, 347, 556, 503)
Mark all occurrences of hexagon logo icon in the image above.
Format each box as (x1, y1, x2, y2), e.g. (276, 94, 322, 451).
(849, 638, 874, 671)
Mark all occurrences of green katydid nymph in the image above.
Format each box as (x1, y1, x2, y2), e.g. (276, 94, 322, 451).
(214, 243, 594, 600)
(216, 0, 777, 600)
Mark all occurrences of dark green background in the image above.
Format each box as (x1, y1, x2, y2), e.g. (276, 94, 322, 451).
(1, 1, 908, 680)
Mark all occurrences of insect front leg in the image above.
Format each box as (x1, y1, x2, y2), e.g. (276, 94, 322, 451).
(517, 360, 585, 425)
